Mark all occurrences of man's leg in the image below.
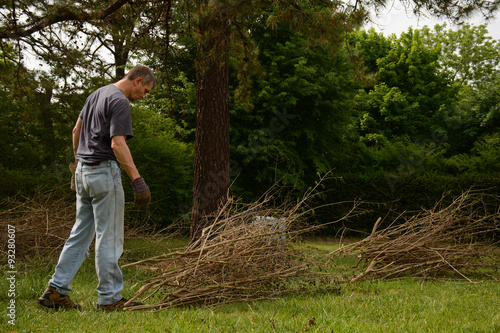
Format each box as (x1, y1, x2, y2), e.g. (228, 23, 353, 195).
(39, 162, 94, 309)
(92, 161, 125, 305)
(49, 162, 95, 293)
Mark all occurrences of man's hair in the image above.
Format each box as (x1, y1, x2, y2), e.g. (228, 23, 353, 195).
(125, 65, 155, 87)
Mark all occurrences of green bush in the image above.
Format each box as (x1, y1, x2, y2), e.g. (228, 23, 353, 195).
(126, 105, 194, 228)
(313, 171, 500, 235)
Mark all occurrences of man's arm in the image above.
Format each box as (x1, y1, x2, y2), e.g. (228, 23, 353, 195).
(111, 135, 140, 181)
(72, 118, 83, 161)
(112, 135, 151, 207)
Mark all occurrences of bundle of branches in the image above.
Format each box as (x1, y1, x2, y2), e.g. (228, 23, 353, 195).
(332, 189, 500, 282)
(0, 185, 76, 258)
(123, 185, 356, 311)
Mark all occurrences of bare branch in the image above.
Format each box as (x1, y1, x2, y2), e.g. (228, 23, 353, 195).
(0, 0, 130, 39)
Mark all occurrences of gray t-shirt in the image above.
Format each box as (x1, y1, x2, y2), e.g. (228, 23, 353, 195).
(76, 84, 133, 163)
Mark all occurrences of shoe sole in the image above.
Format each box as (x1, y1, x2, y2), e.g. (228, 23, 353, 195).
(38, 297, 57, 308)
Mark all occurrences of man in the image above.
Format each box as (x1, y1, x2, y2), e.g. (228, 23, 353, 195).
(38, 65, 154, 311)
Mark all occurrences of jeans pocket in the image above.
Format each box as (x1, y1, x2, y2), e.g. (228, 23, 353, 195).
(85, 173, 110, 199)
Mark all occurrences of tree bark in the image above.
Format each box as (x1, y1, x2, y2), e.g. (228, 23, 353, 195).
(112, 35, 129, 80)
(190, 5, 231, 242)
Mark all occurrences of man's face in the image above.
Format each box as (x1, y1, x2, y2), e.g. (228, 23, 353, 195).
(129, 78, 154, 102)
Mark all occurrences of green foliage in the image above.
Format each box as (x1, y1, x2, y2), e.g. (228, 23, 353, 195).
(450, 79, 500, 152)
(353, 28, 459, 145)
(0, 46, 78, 173)
(126, 103, 194, 227)
(346, 23, 500, 224)
(229, 21, 359, 198)
(141, 70, 197, 143)
(444, 133, 500, 174)
(418, 23, 500, 155)
(422, 23, 500, 88)
(349, 29, 392, 74)
(0, 90, 38, 170)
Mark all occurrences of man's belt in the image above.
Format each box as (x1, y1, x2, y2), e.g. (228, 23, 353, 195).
(83, 161, 102, 166)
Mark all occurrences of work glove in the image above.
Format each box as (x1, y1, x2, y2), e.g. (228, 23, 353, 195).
(69, 162, 77, 191)
(131, 177, 151, 207)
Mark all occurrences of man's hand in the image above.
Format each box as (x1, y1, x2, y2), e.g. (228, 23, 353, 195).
(69, 163, 77, 191)
(131, 177, 151, 207)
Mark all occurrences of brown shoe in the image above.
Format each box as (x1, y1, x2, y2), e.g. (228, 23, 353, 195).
(38, 286, 82, 310)
(97, 297, 142, 311)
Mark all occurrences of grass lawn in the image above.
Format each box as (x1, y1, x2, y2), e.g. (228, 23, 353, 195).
(2, 237, 499, 333)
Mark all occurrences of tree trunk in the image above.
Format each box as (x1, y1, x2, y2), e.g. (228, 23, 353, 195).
(190, 5, 231, 242)
(113, 35, 129, 80)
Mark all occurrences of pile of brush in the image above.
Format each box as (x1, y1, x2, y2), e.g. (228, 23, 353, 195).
(332, 189, 500, 282)
(123, 187, 348, 311)
(0, 186, 75, 257)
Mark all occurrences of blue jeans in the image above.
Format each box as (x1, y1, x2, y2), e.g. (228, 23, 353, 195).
(49, 160, 125, 305)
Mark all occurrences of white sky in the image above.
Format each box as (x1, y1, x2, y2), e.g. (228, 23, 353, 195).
(366, 4, 500, 40)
